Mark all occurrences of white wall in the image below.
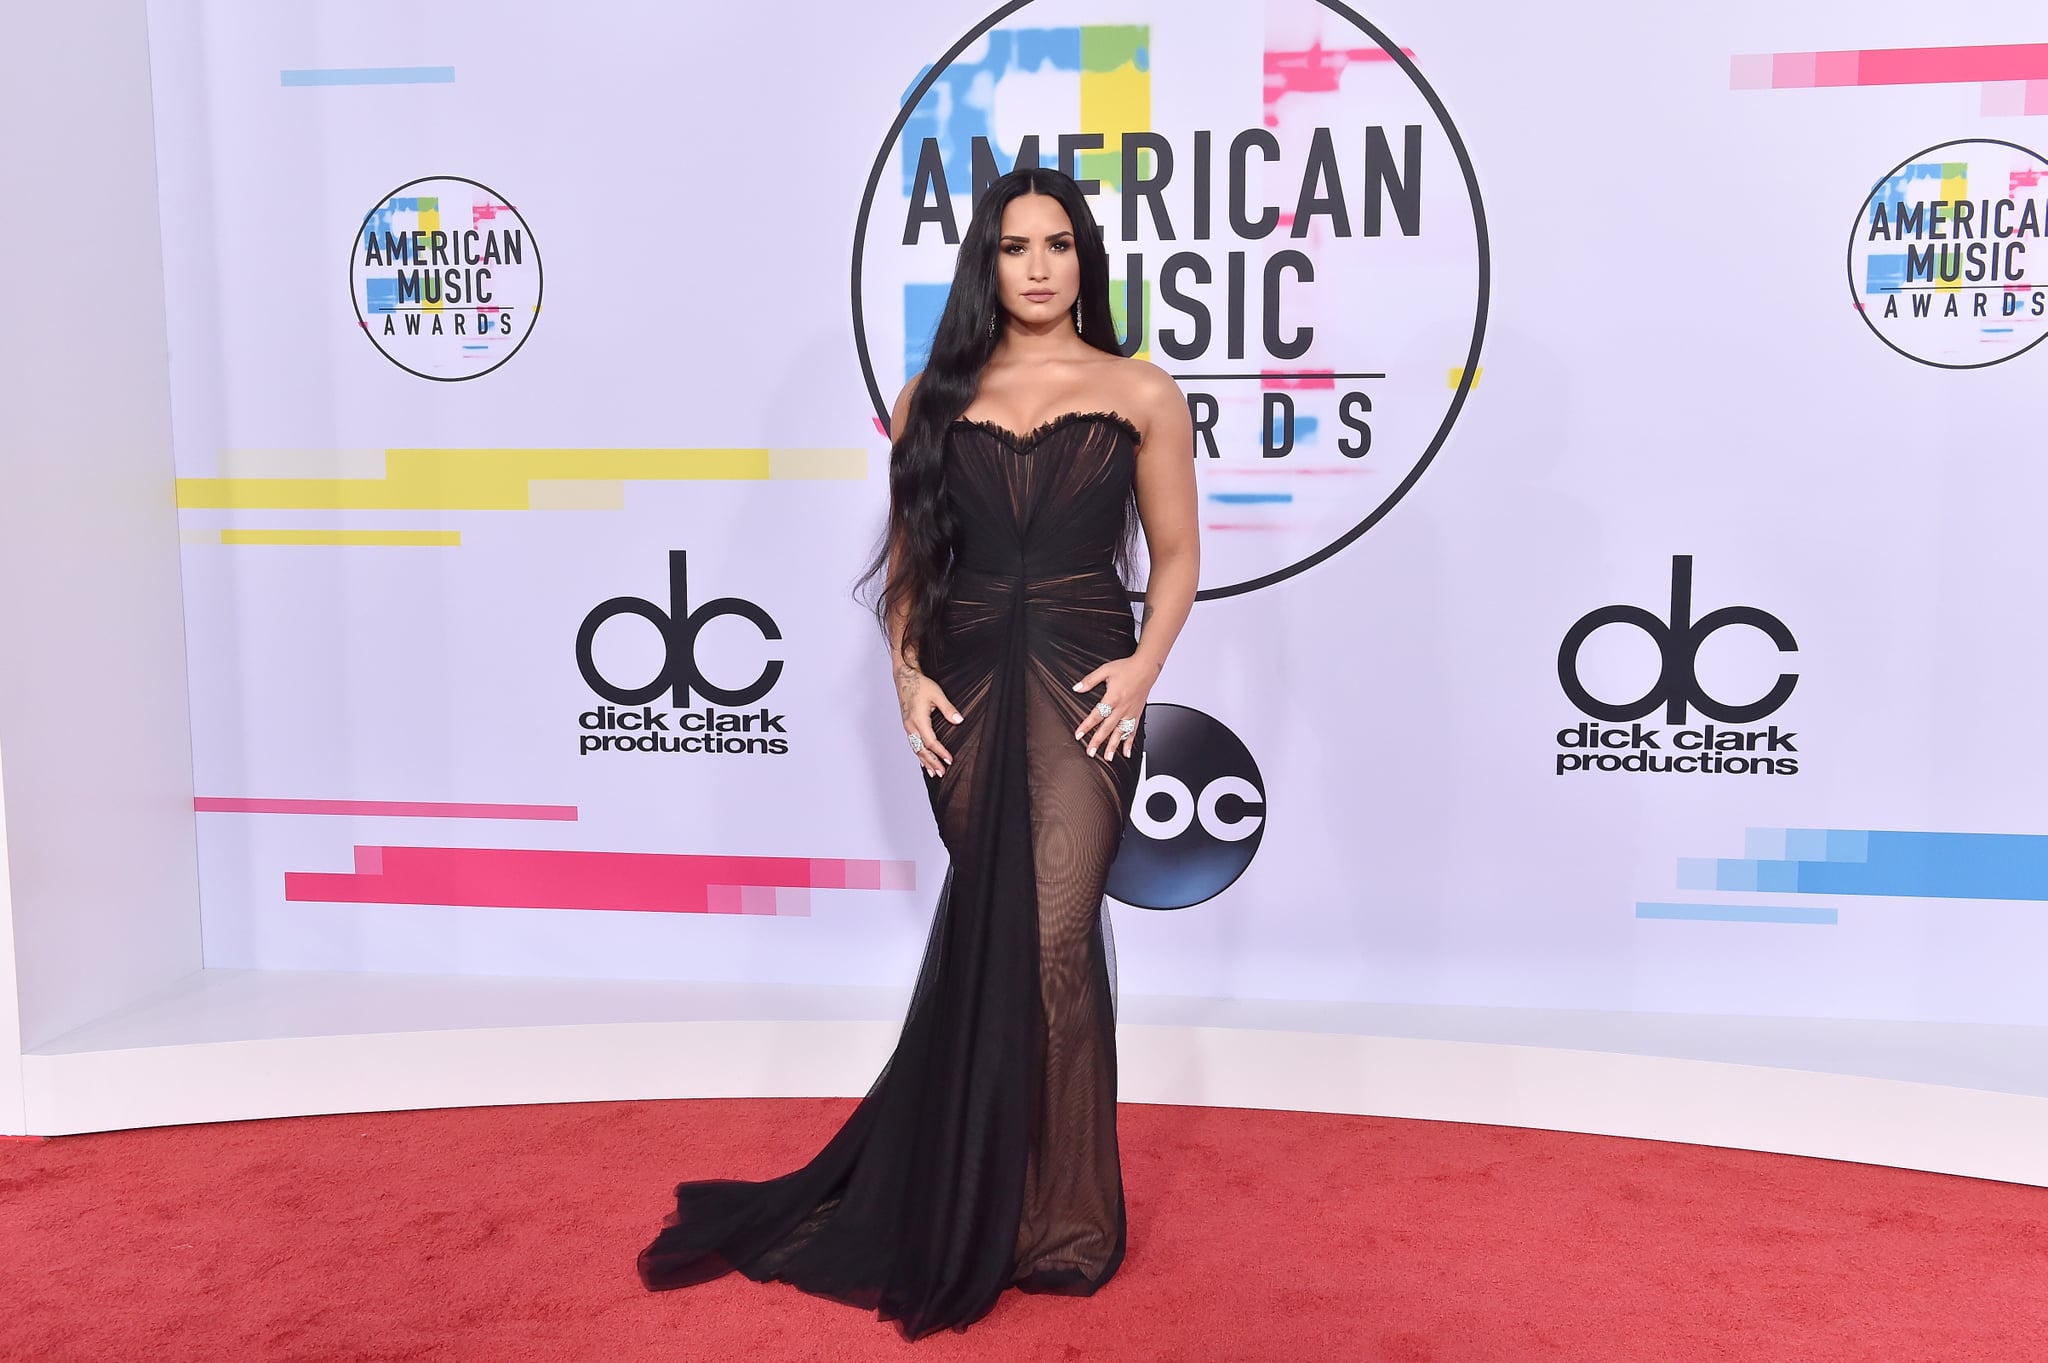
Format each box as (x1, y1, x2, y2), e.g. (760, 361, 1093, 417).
(139, 0, 2048, 1036)
(0, 754, 22, 1133)
(0, 0, 203, 1073)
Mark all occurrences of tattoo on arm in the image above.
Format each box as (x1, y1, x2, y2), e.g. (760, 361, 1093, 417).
(895, 658, 921, 716)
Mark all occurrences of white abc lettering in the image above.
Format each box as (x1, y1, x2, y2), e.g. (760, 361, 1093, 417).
(1131, 753, 1194, 839)
(1132, 755, 1264, 842)
(1197, 776, 1264, 841)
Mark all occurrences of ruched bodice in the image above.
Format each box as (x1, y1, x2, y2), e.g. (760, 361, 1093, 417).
(943, 409, 1142, 581)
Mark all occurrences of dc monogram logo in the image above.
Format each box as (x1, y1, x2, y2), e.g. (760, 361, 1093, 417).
(1107, 704, 1265, 911)
(1558, 556, 1798, 725)
(576, 551, 784, 708)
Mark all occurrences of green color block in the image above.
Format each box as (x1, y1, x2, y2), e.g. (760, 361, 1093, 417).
(1081, 24, 1147, 72)
(1107, 278, 1151, 360)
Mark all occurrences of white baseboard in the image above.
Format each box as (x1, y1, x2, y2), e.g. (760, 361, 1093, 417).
(17, 968, 2048, 1187)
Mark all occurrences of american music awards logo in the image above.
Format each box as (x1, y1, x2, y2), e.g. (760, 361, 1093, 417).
(852, 0, 1489, 600)
(349, 175, 543, 381)
(1849, 138, 2048, 369)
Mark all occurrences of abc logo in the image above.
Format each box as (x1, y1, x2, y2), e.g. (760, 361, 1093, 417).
(576, 550, 783, 707)
(1107, 703, 1265, 910)
(1558, 555, 1797, 724)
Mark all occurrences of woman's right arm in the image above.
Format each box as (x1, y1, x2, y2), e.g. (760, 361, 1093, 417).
(886, 374, 960, 777)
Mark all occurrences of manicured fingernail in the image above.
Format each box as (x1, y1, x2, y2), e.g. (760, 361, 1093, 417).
(951, 712, 963, 722)
(1086, 746, 1096, 757)
(1071, 681, 1083, 690)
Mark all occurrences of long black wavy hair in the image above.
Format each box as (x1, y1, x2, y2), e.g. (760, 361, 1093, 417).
(852, 166, 1134, 676)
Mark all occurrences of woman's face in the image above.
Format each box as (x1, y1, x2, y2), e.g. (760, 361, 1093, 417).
(994, 192, 1080, 326)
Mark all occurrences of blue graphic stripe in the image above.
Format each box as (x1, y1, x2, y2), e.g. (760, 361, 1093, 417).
(1272, 414, 1320, 443)
(1209, 492, 1292, 504)
(1637, 902, 1838, 925)
(902, 28, 1081, 192)
(1743, 828, 1868, 862)
(281, 66, 456, 87)
(1864, 252, 1908, 294)
(1686, 830, 2048, 901)
(903, 283, 949, 376)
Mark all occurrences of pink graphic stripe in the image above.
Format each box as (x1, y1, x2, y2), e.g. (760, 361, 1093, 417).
(1221, 467, 1373, 475)
(197, 796, 578, 821)
(286, 845, 917, 915)
(1731, 43, 2048, 89)
(1264, 42, 1416, 125)
(1982, 80, 2048, 116)
(1262, 370, 1336, 391)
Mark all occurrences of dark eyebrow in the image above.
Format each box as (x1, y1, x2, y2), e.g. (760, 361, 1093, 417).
(998, 231, 1075, 242)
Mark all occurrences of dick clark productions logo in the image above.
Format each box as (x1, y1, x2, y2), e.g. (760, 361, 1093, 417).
(574, 551, 791, 758)
(1554, 557, 1801, 778)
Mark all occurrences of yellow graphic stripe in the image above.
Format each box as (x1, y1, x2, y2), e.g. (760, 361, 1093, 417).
(1939, 164, 1968, 292)
(220, 529, 461, 546)
(419, 198, 442, 312)
(178, 446, 867, 511)
(1080, 26, 1149, 190)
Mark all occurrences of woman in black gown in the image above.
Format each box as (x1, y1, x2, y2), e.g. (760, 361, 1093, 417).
(636, 166, 1200, 1341)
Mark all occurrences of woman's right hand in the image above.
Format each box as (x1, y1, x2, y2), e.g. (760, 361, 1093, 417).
(896, 658, 962, 778)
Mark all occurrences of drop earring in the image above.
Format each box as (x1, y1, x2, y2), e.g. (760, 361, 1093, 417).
(1073, 298, 1083, 333)
(989, 308, 998, 339)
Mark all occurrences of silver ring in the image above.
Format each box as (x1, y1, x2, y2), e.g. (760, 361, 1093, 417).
(907, 732, 925, 753)
(1118, 717, 1136, 736)
(1095, 701, 1114, 717)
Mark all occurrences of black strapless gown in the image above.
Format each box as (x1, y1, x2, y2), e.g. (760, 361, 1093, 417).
(637, 410, 1149, 1341)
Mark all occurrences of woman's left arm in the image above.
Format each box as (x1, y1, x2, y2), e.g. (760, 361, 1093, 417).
(1072, 365, 1200, 759)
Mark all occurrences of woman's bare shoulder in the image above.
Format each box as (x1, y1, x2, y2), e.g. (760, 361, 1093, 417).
(1108, 356, 1185, 437)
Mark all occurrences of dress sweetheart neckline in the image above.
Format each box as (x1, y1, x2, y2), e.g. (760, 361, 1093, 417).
(949, 409, 1142, 452)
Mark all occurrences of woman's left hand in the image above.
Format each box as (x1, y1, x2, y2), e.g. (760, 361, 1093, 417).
(1071, 655, 1159, 760)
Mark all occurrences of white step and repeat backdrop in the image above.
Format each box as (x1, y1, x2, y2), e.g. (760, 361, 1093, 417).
(148, 1, 2048, 1022)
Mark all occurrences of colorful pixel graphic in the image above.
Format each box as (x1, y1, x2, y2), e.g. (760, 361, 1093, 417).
(1640, 826, 2048, 926)
(900, 24, 1151, 375)
(1730, 41, 2048, 118)
(287, 844, 917, 916)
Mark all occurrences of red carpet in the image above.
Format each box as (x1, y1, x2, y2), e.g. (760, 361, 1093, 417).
(3, 1099, 2043, 1361)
